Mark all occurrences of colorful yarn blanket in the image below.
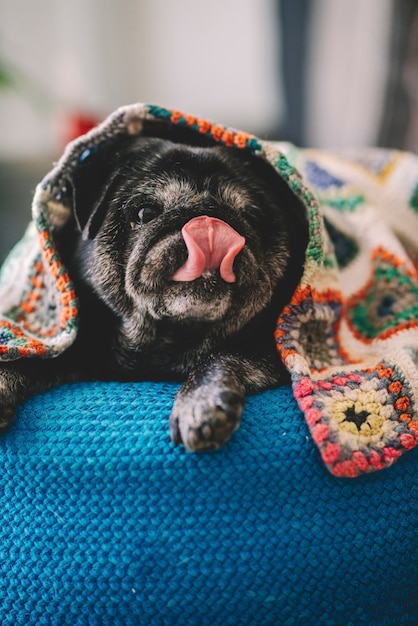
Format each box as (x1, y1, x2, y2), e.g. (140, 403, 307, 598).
(0, 102, 417, 477)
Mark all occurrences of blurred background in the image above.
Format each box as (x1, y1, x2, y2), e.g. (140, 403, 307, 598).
(1, 0, 417, 262)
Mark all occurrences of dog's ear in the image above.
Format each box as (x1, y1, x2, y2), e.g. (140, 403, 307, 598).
(67, 144, 125, 240)
(68, 134, 163, 240)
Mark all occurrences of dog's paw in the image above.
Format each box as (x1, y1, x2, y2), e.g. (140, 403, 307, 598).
(169, 383, 244, 452)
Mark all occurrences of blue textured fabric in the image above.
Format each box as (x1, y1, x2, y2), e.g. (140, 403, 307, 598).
(0, 382, 417, 625)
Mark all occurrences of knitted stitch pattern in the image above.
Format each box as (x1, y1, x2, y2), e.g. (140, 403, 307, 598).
(0, 381, 417, 625)
(0, 102, 418, 477)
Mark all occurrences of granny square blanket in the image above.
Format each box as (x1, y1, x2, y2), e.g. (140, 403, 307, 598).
(1, 102, 418, 477)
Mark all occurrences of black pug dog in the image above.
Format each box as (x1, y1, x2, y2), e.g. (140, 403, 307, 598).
(0, 135, 309, 451)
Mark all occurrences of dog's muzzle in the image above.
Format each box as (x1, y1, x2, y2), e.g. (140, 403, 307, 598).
(172, 216, 245, 283)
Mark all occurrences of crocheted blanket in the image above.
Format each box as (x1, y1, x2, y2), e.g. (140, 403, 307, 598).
(1, 102, 418, 477)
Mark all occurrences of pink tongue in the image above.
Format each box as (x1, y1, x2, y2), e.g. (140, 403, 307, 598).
(172, 216, 245, 283)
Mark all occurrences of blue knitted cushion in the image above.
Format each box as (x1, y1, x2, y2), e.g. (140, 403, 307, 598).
(0, 382, 417, 625)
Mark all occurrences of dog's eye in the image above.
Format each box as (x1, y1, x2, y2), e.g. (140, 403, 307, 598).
(132, 206, 162, 227)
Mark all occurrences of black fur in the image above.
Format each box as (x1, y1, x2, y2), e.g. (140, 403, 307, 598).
(0, 136, 309, 450)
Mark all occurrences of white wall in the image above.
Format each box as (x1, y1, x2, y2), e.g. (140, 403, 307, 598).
(0, 0, 283, 158)
(0, 0, 397, 157)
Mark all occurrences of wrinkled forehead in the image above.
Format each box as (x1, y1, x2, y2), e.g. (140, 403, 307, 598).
(139, 142, 235, 181)
(152, 178, 251, 212)
(122, 144, 252, 210)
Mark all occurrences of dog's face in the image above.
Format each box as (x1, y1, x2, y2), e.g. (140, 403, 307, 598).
(65, 136, 307, 349)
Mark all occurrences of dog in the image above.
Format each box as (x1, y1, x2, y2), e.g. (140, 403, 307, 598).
(0, 135, 309, 450)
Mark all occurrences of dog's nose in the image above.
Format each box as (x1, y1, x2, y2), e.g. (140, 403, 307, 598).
(172, 216, 245, 283)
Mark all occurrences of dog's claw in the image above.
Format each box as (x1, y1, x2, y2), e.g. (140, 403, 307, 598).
(169, 416, 182, 447)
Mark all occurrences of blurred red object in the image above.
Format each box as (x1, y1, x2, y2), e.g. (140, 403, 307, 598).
(61, 112, 101, 145)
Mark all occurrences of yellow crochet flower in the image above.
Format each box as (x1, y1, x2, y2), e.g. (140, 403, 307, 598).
(332, 389, 388, 443)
